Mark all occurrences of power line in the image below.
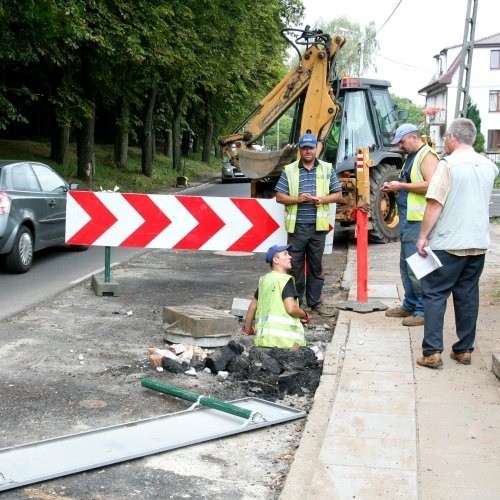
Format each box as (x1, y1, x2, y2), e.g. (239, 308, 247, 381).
(376, 0, 404, 35)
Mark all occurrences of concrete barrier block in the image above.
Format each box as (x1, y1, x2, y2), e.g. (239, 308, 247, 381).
(492, 351, 500, 381)
(91, 274, 120, 297)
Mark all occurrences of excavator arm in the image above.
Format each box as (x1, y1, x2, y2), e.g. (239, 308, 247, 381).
(220, 28, 345, 173)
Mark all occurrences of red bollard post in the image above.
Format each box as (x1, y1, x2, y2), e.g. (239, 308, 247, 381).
(356, 208, 369, 302)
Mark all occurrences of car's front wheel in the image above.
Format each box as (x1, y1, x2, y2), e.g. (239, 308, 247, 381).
(4, 226, 34, 273)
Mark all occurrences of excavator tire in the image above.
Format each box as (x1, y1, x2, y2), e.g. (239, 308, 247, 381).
(369, 163, 400, 243)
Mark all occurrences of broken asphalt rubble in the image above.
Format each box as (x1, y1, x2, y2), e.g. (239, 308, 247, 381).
(148, 332, 327, 398)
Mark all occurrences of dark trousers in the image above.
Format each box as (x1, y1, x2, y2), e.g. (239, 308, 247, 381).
(287, 224, 327, 308)
(420, 251, 485, 356)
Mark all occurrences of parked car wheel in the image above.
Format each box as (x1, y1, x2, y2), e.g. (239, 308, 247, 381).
(4, 226, 34, 273)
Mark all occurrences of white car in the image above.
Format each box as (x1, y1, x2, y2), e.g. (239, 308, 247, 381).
(221, 159, 248, 183)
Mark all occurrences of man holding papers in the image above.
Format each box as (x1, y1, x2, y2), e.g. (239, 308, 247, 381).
(381, 124, 438, 326)
(416, 118, 499, 369)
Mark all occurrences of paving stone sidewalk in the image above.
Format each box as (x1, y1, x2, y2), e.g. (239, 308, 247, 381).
(282, 222, 500, 500)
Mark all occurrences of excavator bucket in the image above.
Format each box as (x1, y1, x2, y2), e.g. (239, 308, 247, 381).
(238, 147, 298, 179)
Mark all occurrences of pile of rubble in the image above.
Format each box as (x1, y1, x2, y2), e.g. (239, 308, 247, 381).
(148, 339, 325, 398)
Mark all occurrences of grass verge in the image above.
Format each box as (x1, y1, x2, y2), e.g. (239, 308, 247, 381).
(0, 139, 221, 193)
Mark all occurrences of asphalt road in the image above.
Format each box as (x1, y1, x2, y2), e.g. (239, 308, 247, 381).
(0, 178, 250, 320)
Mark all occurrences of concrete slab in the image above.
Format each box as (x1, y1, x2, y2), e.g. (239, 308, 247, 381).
(348, 338, 411, 355)
(162, 305, 238, 347)
(313, 465, 417, 500)
(332, 388, 415, 414)
(230, 297, 251, 318)
(342, 353, 413, 373)
(339, 370, 414, 393)
(326, 410, 416, 440)
(319, 435, 417, 470)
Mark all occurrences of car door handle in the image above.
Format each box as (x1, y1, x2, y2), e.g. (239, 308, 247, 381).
(48, 200, 57, 207)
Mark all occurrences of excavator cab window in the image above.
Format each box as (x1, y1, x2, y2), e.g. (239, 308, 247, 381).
(324, 97, 344, 163)
(372, 89, 400, 145)
(337, 91, 377, 164)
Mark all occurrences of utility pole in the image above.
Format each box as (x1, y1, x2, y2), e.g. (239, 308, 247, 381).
(454, 0, 479, 118)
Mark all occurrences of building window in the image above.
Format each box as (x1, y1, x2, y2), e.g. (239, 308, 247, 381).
(491, 50, 500, 69)
(489, 91, 500, 112)
(487, 130, 500, 151)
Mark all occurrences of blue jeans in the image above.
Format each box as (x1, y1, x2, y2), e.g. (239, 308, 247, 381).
(420, 251, 485, 356)
(400, 230, 424, 317)
(287, 224, 327, 308)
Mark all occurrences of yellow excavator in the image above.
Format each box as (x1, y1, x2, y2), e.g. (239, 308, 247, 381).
(220, 27, 408, 243)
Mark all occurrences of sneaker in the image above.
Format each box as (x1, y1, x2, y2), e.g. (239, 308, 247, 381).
(402, 315, 424, 327)
(450, 351, 471, 365)
(416, 352, 443, 369)
(385, 306, 413, 318)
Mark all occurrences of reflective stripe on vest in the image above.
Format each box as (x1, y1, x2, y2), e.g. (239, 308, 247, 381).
(283, 160, 332, 232)
(253, 271, 306, 349)
(407, 144, 438, 221)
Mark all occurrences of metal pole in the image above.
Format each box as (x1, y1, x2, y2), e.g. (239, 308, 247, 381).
(141, 379, 260, 421)
(104, 246, 111, 283)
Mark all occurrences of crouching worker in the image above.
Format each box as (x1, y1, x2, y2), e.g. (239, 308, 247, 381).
(243, 244, 311, 349)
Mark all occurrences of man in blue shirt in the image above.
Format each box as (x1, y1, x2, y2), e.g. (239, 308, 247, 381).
(275, 133, 343, 316)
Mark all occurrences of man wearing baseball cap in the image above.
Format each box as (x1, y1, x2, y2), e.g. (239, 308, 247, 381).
(274, 132, 343, 316)
(381, 124, 438, 326)
(243, 244, 311, 348)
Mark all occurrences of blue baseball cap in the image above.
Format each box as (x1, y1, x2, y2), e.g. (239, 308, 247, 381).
(299, 133, 317, 148)
(265, 244, 292, 263)
(391, 124, 419, 144)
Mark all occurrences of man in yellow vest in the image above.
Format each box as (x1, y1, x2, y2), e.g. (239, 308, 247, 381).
(381, 124, 438, 326)
(274, 133, 343, 315)
(243, 244, 311, 349)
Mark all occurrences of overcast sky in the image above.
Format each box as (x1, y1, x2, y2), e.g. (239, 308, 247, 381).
(299, 0, 499, 104)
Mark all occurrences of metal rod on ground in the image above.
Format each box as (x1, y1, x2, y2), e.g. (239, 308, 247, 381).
(141, 379, 259, 421)
(104, 246, 111, 283)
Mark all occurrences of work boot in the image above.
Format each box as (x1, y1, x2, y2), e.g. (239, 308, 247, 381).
(416, 352, 443, 369)
(310, 305, 337, 318)
(385, 306, 413, 318)
(402, 315, 424, 327)
(450, 351, 471, 365)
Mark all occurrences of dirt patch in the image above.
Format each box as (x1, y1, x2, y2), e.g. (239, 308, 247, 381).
(0, 232, 349, 498)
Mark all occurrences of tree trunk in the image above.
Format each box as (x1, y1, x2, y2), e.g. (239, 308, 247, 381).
(192, 134, 200, 154)
(48, 65, 70, 166)
(114, 96, 129, 170)
(181, 131, 191, 156)
(76, 107, 96, 182)
(172, 89, 185, 172)
(162, 130, 172, 156)
(202, 105, 214, 164)
(50, 119, 70, 166)
(141, 83, 157, 177)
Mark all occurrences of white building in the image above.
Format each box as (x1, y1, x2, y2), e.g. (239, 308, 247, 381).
(418, 33, 500, 160)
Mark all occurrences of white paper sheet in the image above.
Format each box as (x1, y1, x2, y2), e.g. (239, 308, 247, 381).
(406, 247, 443, 280)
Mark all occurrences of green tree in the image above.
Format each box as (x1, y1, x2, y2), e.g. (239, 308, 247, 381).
(467, 100, 485, 153)
(315, 17, 378, 77)
(391, 95, 425, 127)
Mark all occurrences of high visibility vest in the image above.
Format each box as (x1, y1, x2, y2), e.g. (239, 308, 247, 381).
(407, 144, 438, 221)
(283, 160, 332, 232)
(253, 271, 306, 349)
